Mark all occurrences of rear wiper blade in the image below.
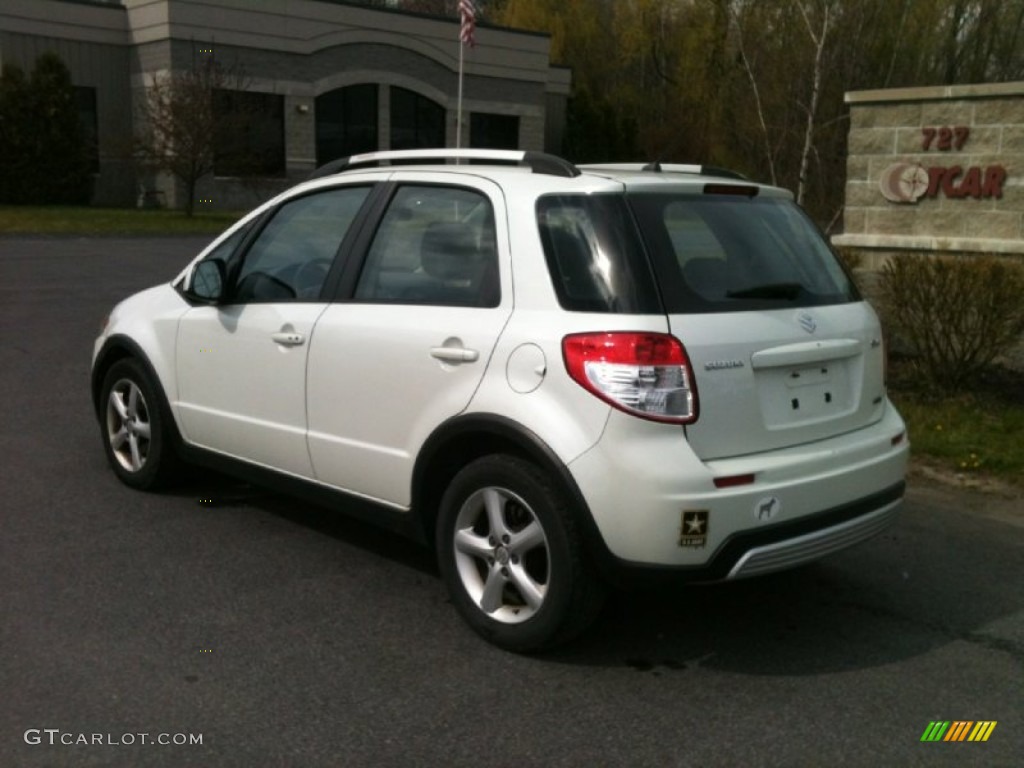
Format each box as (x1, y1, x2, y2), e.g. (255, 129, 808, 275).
(726, 282, 803, 299)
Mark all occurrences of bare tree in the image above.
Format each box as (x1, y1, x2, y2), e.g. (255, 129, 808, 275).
(494, 0, 1024, 225)
(135, 58, 252, 216)
(794, 0, 832, 206)
(730, 2, 778, 185)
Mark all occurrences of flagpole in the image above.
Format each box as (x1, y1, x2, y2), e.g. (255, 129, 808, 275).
(456, 0, 475, 152)
(456, 31, 464, 149)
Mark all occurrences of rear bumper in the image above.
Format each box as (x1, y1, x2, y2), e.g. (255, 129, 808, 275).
(726, 491, 901, 580)
(586, 481, 904, 585)
(567, 402, 908, 577)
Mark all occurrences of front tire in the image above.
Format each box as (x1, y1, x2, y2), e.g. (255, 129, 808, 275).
(100, 358, 181, 490)
(436, 454, 604, 652)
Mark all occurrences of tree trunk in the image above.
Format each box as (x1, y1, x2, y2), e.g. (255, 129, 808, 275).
(185, 172, 196, 217)
(796, 1, 830, 207)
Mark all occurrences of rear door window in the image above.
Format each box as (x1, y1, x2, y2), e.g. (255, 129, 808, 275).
(354, 185, 499, 308)
(629, 193, 858, 313)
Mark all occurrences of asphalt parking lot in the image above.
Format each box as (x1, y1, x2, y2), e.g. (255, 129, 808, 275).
(1, 236, 1022, 767)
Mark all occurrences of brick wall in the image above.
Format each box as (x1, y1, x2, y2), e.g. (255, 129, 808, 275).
(833, 82, 1024, 369)
(833, 82, 1024, 269)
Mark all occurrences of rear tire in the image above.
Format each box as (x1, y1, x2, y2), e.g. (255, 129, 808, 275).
(100, 358, 182, 490)
(436, 454, 604, 652)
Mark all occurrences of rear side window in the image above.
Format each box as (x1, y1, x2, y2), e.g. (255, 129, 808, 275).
(629, 193, 858, 313)
(537, 194, 661, 314)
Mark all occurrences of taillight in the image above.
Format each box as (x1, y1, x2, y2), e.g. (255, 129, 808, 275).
(562, 332, 698, 423)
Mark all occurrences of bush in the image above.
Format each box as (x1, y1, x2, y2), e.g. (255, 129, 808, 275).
(878, 254, 1024, 390)
(833, 246, 863, 273)
(0, 52, 92, 205)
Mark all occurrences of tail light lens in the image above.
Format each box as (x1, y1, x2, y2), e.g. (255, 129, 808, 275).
(562, 332, 698, 423)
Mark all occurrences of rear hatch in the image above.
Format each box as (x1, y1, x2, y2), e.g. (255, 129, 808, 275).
(628, 187, 888, 460)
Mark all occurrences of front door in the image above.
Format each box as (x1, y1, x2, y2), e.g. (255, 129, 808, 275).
(175, 185, 373, 477)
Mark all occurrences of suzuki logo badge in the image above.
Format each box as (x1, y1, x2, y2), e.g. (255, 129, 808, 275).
(797, 312, 817, 334)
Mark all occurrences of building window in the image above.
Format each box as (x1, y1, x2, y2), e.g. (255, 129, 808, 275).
(316, 84, 378, 164)
(390, 87, 444, 150)
(213, 90, 285, 177)
(74, 86, 99, 173)
(470, 113, 519, 150)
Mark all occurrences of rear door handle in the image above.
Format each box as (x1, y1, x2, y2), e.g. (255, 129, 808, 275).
(272, 332, 305, 347)
(430, 346, 479, 363)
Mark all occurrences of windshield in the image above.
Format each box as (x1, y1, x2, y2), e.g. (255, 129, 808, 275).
(628, 193, 858, 313)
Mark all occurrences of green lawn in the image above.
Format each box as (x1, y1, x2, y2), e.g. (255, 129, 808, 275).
(890, 389, 1024, 489)
(0, 206, 242, 235)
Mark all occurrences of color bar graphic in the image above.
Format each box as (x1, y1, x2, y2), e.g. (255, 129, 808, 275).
(944, 721, 973, 741)
(921, 720, 996, 742)
(921, 721, 949, 742)
(967, 722, 997, 742)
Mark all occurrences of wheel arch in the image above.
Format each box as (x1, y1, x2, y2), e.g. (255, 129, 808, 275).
(92, 336, 185, 450)
(410, 414, 608, 561)
(92, 336, 148, 416)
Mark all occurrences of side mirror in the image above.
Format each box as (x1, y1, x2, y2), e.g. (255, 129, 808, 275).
(187, 259, 226, 303)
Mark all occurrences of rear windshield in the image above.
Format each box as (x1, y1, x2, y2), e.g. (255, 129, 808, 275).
(628, 192, 858, 313)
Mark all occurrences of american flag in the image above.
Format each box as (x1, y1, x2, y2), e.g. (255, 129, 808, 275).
(459, 0, 476, 47)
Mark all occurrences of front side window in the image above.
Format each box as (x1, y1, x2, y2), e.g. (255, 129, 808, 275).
(229, 186, 371, 303)
(355, 185, 499, 307)
(183, 218, 257, 297)
(629, 193, 858, 313)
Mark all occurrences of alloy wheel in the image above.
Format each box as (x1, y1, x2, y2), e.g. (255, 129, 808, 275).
(452, 486, 551, 624)
(105, 378, 152, 473)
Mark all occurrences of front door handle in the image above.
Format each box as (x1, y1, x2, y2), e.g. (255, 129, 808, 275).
(430, 346, 479, 363)
(272, 332, 305, 347)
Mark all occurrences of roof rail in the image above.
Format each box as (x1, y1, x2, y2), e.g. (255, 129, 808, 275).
(578, 162, 748, 181)
(308, 149, 580, 179)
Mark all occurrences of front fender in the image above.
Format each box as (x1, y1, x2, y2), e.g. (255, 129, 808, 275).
(91, 284, 189, 421)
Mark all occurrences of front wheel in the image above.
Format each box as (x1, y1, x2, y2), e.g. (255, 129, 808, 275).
(436, 455, 604, 652)
(100, 358, 181, 490)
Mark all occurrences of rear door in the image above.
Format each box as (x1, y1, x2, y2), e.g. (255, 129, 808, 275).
(306, 175, 512, 505)
(630, 189, 888, 461)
